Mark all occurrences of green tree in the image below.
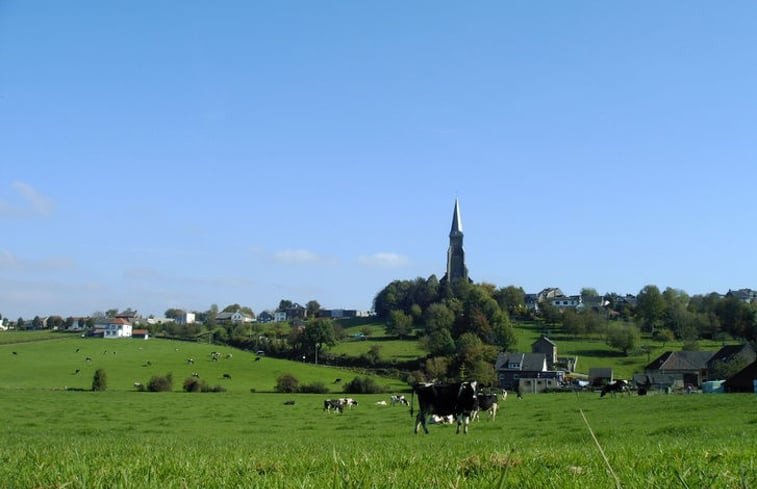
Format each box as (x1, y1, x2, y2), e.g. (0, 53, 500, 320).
(562, 309, 586, 338)
(274, 373, 299, 393)
(636, 285, 665, 332)
(424, 356, 450, 381)
(653, 328, 675, 348)
(32, 316, 42, 329)
(306, 300, 321, 318)
(423, 303, 454, 333)
(494, 286, 526, 315)
(607, 324, 640, 356)
(164, 308, 185, 320)
(92, 368, 107, 391)
(105, 308, 118, 317)
(386, 309, 413, 339)
(303, 318, 337, 363)
(278, 299, 293, 312)
(16, 317, 25, 329)
(580, 287, 599, 298)
(425, 328, 456, 356)
(490, 312, 517, 351)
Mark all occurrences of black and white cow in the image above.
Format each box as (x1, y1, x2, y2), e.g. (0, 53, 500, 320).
(410, 381, 478, 434)
(472, 393, 499, 422)
(390, 395, 408, 406)
(323, 399, 344, 413)
(338, 398, 358, 408)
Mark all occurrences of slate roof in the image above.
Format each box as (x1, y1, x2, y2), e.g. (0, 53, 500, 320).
(707, 344, 756, 368)
(645, 351, 715, 371)
(495, 352, 547, 372)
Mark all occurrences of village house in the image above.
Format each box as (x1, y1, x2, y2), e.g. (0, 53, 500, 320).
(645, 350, 715, 388)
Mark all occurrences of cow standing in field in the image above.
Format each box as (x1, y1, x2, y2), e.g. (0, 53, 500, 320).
(323, 399, 344, 414)
(472, 393, 499, 422)
(410, 381, 478, 434)
(338, 398, 358, 408)
(600, 380, 630, 398)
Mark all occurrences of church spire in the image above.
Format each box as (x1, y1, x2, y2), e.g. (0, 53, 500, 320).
(450, 198, 463, 237)
(444, 199, 468, 284)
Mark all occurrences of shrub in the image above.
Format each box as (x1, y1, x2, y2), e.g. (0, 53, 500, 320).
(182, 377, 226, 393)
(299, 381, 329, 394)
(91, 368, 107, 392)
(147, 373, 174, 392)
(343, 376, 387, 394)
(275, 373, 299, 393)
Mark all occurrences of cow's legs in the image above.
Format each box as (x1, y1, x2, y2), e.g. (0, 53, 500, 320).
(455, 414, 470, 434)
(414, 412, 429, 434)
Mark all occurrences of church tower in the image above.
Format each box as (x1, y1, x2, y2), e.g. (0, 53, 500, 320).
(444, 199, 469, 283)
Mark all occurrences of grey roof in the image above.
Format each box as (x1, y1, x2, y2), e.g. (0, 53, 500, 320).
(495, 352, 547, 372)
(449, 199, 463, 236)
(646, 351, 715, 371)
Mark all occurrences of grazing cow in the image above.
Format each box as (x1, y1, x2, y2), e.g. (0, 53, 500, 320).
(191, 372, 200, 378)
(222, 373, 231, 379)
(473, 393, 498, 422)
(410, 381, 478, 434)
(323, 399, 344, 413)
(85, 356, 92, 362)
(12, 351, 17, 355)
(254, 357, 261, 362)
(600, 380, 630, 398)
(73, 369, 80, 375)
(284, 400, 296, 405)
(391, 395, 408, 406)
(187, 358, 195, 364)
(338, 398, 358, 408)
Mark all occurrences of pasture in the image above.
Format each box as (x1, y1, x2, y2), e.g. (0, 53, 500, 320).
(0, 390, 754, 488)
(0, 333, 755, 488)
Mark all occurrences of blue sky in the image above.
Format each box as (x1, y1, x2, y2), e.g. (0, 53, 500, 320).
(1, 2, 756, 319)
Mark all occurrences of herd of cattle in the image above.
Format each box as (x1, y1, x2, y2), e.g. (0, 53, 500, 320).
(321, 381, 505, 434)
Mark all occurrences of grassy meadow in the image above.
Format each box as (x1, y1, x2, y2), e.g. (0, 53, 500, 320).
(1, 331, 756, 488)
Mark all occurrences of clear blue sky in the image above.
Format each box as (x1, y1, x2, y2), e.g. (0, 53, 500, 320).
(1, 2, 756, 319)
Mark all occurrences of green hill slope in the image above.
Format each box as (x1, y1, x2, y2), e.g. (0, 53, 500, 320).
(0, 332, 406, 393)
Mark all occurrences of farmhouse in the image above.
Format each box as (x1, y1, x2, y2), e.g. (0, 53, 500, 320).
(100, 318, 133, 339)
(216, 312, 254, 324)
(724, 361, 757, 393)
(495, 352, 564, 393)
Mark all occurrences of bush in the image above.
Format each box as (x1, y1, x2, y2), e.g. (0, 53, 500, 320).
(147, 373, 174, 392)
(183, 377, 227, 393)
(343, 376, 387, 394)
(299, 381, 329, 394)
(92, 368, 107, 391)
(275, 373, 299, 393)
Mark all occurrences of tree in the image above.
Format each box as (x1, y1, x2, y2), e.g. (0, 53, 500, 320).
(607, 324, 640, 356)
(385, 309, 413, 339)
(278, 299, 293, 312)
(424, 357, 450, 381)
(653, 328, 675, 348)
(92, 368, 107, 391)
(562, 310, 586, 338)
(490, 312, 517, 351)
(302, 318, 337, 363)
(16, 317, 24, 329)
(105, 308, 118, 317)
(580, 287, 599, 298)
(424, 329, 456, 356)
(274, 373, 299, 393)
(494, 286, 526, 315)
(165, 308, 185, 320)
(306, 300, 321, 318)
(636, 285, 665, 332)
(32, 316, 42, 329)
(423, 303, 454, 334)
(539, 300, 561, 326)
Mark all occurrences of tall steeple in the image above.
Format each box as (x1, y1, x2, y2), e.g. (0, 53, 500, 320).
(445, 199, 468, 283)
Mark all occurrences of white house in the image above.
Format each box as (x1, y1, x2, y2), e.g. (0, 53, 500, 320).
(216, 312, 254, 324)
(103, 318, 132, 338)
(177, 312, 196, 325)
(273, 311, 287, 323)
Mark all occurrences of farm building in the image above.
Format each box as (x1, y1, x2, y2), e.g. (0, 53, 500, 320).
(724, 361, 757, 393)
(588, 367, 613, 387)
(645, 350, 715, 387)
(495, 352, 564, 391)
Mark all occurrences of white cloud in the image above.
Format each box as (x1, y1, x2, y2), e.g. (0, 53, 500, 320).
(357, 252, 410, 268)
(274, 249, 329, 265)
(0, 181, 55, 217)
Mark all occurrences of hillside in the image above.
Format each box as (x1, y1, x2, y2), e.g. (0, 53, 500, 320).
(0, 331, 407, 393)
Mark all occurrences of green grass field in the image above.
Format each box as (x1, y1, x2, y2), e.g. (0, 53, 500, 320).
(0, 331, 755, 488)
